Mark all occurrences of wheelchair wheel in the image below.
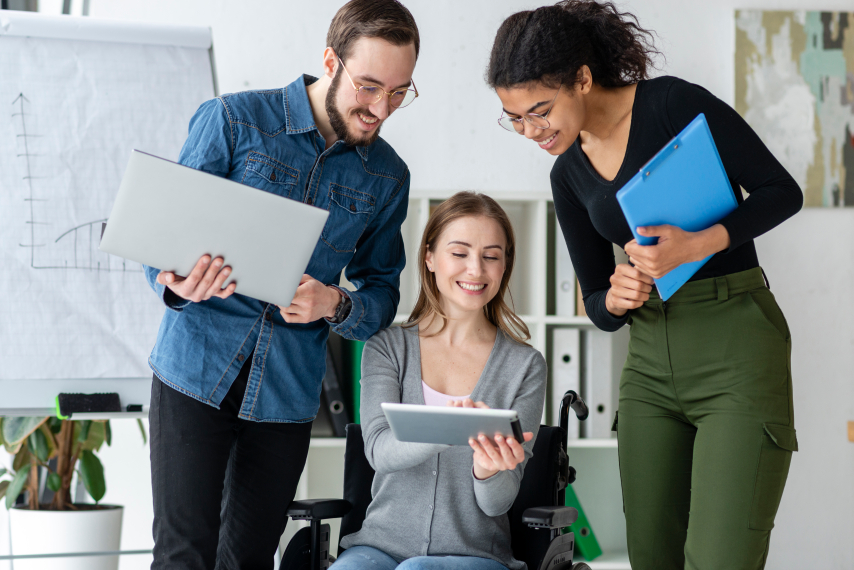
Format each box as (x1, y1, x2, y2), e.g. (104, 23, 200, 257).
(570, 564, 592, 570)
(279, 527, 311, 570)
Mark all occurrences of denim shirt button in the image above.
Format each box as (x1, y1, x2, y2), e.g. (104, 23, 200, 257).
(306, 197, 313, 205)
(349, 204, 356, 211)
(265, 312, 272, 322)
(237, 354, 245, 362)
(270, 172, 276, 182)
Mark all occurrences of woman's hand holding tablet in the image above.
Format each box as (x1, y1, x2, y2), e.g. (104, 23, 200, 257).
(447, 398, 533, 480)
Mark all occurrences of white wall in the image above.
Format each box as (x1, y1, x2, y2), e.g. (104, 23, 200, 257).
(3, 1, 850, 569)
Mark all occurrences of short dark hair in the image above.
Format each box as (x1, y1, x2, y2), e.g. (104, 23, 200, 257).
(487, 0, 659, 90)
(327, 0, 420, 63)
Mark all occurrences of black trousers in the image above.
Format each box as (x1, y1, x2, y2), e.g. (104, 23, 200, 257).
(150, 360, 313, 570)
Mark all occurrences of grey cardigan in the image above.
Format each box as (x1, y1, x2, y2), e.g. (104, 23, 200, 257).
(338, 325, 547, 569)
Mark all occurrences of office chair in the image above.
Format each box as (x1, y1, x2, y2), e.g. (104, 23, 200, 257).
(281, 390, 592, 570)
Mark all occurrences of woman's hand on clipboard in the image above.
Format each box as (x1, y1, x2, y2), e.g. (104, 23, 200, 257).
(625, 223, 731, 279)
(157, 255, 236, 302)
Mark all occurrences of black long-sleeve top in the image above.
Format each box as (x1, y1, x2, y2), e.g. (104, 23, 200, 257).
(551, 76, 803, 332)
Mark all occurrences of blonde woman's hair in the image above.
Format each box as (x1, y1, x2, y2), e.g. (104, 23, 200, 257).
(404, 191, 530, 344)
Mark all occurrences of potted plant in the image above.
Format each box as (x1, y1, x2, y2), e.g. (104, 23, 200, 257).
(0, 416, 146, 570)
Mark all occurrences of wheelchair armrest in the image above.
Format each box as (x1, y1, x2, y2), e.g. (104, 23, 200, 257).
(522, 505, 579, 530)
(287, 499, 352, 521)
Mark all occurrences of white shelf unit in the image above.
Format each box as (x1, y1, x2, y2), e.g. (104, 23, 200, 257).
(283, 191, 629, 568)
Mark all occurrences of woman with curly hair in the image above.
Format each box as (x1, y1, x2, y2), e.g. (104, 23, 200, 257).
(487, 2, 802, 569)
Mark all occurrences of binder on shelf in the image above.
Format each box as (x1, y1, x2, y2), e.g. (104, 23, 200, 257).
(575, 279, 586, 317)
(551, 327, 580, 438)
(581, 329, 617, 439)
(341, 338, 366, 424)
(565, 485, 602, 561)
(311, 393, 334, 437)
(555, 228, 576, 317)
(320, 338, 349, 437)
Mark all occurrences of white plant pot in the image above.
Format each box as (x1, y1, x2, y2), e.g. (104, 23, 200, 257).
(9, 505, 124, 570)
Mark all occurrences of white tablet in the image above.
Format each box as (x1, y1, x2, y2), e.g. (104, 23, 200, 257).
(99, 150, 329, 307)
(381, 402, 524, 446)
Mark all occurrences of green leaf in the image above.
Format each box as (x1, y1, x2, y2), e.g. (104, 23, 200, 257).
(2, 417, 48, 446)
(47, 417, 63, 434)
(0, 481, 8, 502)
(79, 421, 106, 452)
(77, 420, 92, 442)
(78, 450, 105, 503)
(136, 419, 147, 445)
(29, 429, 49, 463)
(46, 472, 61, 493)
(5, 468, 29, 509)
(38, 425, 57, 459)
(12, 445, 30, 472)
(105, 421, 112, 446)
(0, 468, 7, 479)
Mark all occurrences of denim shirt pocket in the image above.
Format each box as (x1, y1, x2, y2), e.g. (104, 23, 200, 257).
(320, 183, 375, 253)
(241, 151, 299, 198)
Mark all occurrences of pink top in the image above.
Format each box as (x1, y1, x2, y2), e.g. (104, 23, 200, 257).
(422, 381, 471, 407)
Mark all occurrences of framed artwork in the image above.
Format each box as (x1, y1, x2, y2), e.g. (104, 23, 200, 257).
(736, 10, 854, 207)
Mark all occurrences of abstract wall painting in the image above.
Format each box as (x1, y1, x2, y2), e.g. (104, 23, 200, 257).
(736, 10, 854, 207)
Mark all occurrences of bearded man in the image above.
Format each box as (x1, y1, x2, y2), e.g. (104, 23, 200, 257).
(142, 2, 419, 568)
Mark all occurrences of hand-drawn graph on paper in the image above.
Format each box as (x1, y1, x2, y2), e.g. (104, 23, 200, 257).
(12, 93, 139, 273)
(0, 32, 215, 379)
(736, 11, 854, 207)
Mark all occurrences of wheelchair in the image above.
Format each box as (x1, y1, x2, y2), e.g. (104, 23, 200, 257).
(280, 390, 592, 570)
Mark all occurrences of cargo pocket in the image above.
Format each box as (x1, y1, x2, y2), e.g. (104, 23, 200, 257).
(748, 423, 798, 530)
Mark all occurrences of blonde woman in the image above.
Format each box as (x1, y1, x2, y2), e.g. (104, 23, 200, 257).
(333, 192, 547, 570)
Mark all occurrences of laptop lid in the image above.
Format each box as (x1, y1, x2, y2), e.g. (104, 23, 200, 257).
(99, 150, 329, 307)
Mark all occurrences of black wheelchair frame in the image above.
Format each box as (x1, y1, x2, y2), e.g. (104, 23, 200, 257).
(280, 390, 592, 570)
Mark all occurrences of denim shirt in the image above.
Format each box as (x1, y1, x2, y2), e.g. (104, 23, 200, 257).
(144, 75, 409, 422)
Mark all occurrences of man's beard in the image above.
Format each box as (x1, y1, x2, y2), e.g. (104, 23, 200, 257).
(326, 67, 382, 147)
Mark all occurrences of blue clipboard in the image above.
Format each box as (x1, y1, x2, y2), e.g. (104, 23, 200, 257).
(615, 114, 737, 301)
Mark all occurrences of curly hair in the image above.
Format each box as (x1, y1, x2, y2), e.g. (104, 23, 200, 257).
(486, 0, 660, 90)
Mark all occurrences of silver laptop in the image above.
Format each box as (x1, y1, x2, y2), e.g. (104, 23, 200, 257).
(100, 150, 329, 307)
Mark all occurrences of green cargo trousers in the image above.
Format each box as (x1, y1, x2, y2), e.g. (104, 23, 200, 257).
(615, 268, 798, 570)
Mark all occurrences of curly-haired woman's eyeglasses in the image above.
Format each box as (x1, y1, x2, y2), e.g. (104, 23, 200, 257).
(497, 84, 562, 133)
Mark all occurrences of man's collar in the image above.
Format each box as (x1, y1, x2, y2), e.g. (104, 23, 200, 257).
(283, 74, 371, 161)
(283, 75, 319, 135)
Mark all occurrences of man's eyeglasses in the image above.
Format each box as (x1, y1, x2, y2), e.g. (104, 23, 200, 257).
(498, 84, 562, 133)
(338, 57, 418, 109)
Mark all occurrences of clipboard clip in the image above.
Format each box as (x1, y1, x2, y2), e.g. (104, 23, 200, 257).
(641, 137, 681, 179)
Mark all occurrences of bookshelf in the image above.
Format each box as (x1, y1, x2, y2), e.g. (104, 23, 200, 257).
(281, 191, 630, 569)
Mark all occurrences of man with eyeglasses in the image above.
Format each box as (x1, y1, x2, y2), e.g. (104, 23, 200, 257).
(143, 1, 419, 568)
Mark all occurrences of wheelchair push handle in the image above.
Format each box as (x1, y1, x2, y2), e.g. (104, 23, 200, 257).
(559, 390, 589, 432)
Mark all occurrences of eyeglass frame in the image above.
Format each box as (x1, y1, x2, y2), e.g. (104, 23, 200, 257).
(337, 56, 419, 109)
(497, 83, 562, 134)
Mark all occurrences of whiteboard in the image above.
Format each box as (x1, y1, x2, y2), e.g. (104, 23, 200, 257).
(0, 11, 215, 388)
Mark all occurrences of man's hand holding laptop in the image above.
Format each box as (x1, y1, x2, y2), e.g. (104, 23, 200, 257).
(157, 257, 341, 325)
(156, 254, 235, 302)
